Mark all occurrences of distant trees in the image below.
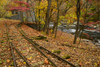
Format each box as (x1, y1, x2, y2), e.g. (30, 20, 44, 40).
(0, 0, 12, 18)
(1, 0, 99, 44)
(8, 0, 75, 36)
(74, 0, 100, 44)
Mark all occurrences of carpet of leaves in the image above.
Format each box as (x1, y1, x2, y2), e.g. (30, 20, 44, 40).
(21, 23, 100, 67)
(0, 19, 100, 67)
(0, 19, 53, 67)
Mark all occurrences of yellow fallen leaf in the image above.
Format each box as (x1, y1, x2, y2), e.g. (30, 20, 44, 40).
(27, 56, 32, 60)
(85, 62, 90, 64)
(8, 48, 10, 51)
(94, 63, 97, 67)
(23, 62, 26, 64)
(98, 56, 100, 59)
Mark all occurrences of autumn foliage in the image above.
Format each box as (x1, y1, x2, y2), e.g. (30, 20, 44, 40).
(84, 21, 100, 26)
(10, 7, 29, 11)
(9, 1, 30, 11)
(14, 1, 30, 7)
(83, 33, 93, 39)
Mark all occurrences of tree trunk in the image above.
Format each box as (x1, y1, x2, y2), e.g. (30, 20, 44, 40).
(44, 0, 52, 34)
(55, 0, 60, 38)
(44, 0, 51, 34)
(26, 0, 29, 22)
(52, 22, 56, 34)
(73, 0, 80, 44)
(38, 0, 41, 31)
(47, 0, 52, 34)
(78, 25, 84, 44)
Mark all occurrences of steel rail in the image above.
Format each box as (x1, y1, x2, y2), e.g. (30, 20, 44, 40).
(5, 23, 31, 67)
(5, 23, 17, 67)
(16, 25, 76, 67)
(10, 42, 31, 67)
(10, 42, 17, 67)
(16, 25, 57, 67)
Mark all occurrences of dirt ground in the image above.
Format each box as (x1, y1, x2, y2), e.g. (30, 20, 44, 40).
(0, 19, 100, 67)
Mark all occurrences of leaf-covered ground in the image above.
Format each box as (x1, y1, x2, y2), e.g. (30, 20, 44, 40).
(0, 19, 52, 67)
(0, 19, 100, 67)
(21, 23, 100, 67)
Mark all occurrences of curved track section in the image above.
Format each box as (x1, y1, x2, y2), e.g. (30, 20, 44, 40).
(15, 25, 76, 67)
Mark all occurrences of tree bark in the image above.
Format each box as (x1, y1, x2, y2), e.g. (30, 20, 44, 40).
(78, 0, 88, 44)
(55, 0, 60, 38)
(73, 0, 80, 44)
(38, 0, 41, 31)
(45, 0, 52, 34)
(26, 0, 29, 22)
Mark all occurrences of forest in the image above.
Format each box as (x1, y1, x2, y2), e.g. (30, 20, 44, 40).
(0, 0, 100, 67)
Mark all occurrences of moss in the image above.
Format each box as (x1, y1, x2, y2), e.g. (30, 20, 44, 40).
(64, 42, 68, 44)
(2, 44, 7, 46)
(11, 62, 14, 66)
(35, 36, 47, 40)
(0, 53, 5, 56)
(0, 61, 2, 64)
(52, 50, 61, 54)
(3, 60, 6, 63)
(32, 61, 44, 67)
(0, 59, 2, 64)
(45, 40, 48, 42)
(62, 54, 71, 59)
(1, 40, 5, 43)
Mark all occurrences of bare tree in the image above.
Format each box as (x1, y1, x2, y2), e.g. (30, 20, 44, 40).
(73, 0, 80, 44)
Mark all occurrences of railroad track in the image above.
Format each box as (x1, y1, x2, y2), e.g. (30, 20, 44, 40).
(10, 42, 32, 67)
(5, 22, 57, 67)
(4, 22, 76, 67)
(5, 22, 32, 67)
(15, 24, 76, 67)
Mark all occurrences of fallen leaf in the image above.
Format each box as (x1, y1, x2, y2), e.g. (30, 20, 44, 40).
(59, 47, 65, 50)
(98, 56, 100, 59)
(8, 48, 10, 51)
(67, 59, 71, 61)
(37, 56, 40, 58)
(23, 62, 26, 64)
(7, 59, 10, 63)
(44, 59, 49, 64)
(27, 56, 32, 60)
(79, 62, 83, 66)
(85, 62, 90, 64)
